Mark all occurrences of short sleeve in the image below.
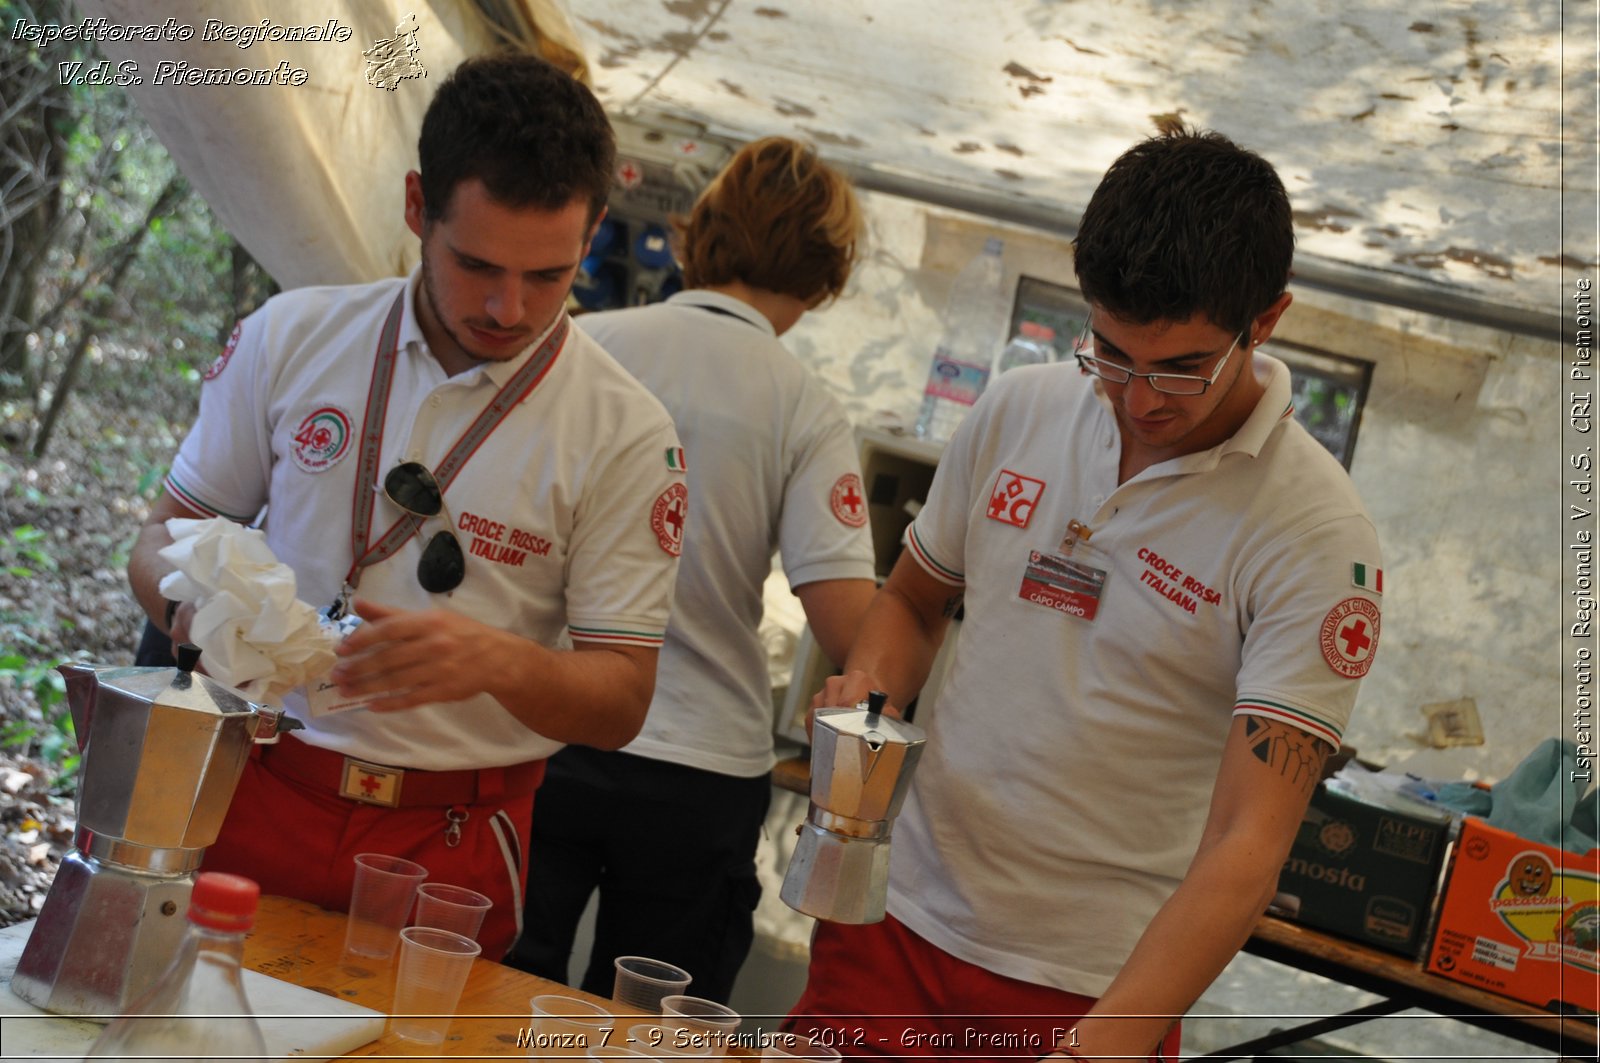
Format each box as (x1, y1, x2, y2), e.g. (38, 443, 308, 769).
(1233, 514, 1384, 748)
(778, 386, 877, 589)
(164, 313, 274, 522)
(564, 416, 686, 648)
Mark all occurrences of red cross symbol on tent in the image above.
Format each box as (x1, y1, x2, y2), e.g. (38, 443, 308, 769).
(616, 160, 644, 190)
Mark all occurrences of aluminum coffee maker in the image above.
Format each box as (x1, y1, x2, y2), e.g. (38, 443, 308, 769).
(780, 690, 927, 924)
(10, 646, 291, 1016)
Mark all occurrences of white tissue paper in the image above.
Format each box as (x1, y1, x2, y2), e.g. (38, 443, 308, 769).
(157, 517, 338, 704)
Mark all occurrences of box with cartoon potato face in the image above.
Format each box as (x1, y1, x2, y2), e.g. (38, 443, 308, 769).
(1425, 816, 1599, 1010)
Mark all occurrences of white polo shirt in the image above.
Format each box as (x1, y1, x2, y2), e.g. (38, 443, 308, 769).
(887, 353, 1383, 995)
(167, 269, 684, 770)
(578, 290, 877, 776)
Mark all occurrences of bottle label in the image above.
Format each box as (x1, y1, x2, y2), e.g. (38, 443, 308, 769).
(923, 356, 991, 406)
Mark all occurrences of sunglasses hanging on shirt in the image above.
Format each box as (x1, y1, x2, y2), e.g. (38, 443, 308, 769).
(382, 461, 466, 594)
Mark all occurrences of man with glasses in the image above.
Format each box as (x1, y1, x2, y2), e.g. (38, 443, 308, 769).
(125, 55, 684, 960)
(789, 129, 1383, 1060)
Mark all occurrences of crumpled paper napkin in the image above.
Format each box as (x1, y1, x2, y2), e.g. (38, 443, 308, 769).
(158, 517, 337, 703)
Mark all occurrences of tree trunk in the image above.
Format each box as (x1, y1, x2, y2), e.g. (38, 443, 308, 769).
(31, 175, 188, 458)
(0, 2, 78, 392)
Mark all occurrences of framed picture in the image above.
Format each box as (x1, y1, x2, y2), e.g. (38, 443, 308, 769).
(1009, 275, 1374, 468)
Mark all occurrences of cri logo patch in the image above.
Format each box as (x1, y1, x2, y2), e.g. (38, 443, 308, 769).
(203, 321, 242, 381)
(651, 483, 688, 557)
(830, 473, 867, 528)
(290, 405, 354, 473)
(1319, 597, 1380, 678)
(986, 469, 1045, 529)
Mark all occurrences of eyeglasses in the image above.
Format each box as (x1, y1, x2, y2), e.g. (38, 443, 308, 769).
(1073, 318, 1244, 396)
(383, 462, 465, 594)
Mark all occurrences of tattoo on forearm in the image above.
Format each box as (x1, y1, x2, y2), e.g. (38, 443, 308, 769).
(941, 593, 963, 619)
(1243, 717, 1330, 794)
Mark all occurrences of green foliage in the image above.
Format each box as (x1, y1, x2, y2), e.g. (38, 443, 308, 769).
(0, 648, 79, 784)
(2, 524, 57, 577)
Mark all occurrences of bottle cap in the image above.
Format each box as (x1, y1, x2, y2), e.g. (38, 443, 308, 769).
(188, 871, 261, 932)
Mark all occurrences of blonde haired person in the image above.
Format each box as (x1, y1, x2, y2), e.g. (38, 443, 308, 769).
(507, 137, 877, 1001)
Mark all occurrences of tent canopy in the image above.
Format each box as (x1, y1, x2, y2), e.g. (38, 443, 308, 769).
(88, 0, 1587, 337)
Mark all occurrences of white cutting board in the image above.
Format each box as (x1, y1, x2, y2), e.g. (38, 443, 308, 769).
(0, 920, 385, 1061)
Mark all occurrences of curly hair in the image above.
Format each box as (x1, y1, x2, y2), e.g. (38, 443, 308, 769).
(674, 137, 862, 304)
(1072, 128, 1293, 338)
(418, 53, 615, 224)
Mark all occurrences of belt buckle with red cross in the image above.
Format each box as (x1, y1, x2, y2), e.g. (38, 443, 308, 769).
(339, 757, 404, 807)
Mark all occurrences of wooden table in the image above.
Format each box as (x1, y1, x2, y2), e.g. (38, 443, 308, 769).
(246, 895, 655, 1057)
(771, 754, 1598, 1059)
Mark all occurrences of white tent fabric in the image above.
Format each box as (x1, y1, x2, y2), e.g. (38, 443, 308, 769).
(80, 0, 546, 287)
(77, 0, 1593, 330)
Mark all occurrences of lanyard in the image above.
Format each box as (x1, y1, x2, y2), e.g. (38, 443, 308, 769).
(338, 288, 569, 599)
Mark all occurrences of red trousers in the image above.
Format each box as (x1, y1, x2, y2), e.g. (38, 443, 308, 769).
(786, 914, 1181, 1061)
(202, 737, 540, 961)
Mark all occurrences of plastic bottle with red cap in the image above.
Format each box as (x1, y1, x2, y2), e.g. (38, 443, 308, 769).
(84, 872, 267, 1061)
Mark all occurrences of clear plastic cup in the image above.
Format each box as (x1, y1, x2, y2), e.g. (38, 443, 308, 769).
(588, 1048, 660, 1060)
(413, 881, 493, 941)
(659, 995, 741, 1056)
(529, 993, 615, 1059)
(387, 926, 481, 1045)
(627, 1022, 713, 1057)
(610, 955, 691, 1012)
(760, 1033, 842, 1062)
(344, 853, 428, 960)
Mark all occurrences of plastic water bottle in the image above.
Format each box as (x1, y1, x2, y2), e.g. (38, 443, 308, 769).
(993, 320, 1057, 377)
(85, 872, 267, 1062)
(913, 237, 1007, 442)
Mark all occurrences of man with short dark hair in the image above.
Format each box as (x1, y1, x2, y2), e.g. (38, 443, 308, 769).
(789, 129, 1383, 1061)
(127, 54, 684, 959)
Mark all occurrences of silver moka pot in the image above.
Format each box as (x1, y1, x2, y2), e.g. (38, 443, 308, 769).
(10, 646, 293, 1016)
(780, 691, 927, 924)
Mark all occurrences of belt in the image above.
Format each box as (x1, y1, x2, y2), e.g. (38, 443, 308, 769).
(255, 734, 547, 809)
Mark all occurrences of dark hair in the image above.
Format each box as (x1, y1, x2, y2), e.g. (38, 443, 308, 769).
(417, 54, 615, 224)
(1072, 128, 1293, 339)
(674, 137, 861, 304)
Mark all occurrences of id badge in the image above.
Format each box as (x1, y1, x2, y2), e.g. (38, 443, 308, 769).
(1018, 547, 1108, 621)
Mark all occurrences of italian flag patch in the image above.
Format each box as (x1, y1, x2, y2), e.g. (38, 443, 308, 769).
(665, 446, 687, 472)
(1352, 562, 1383, 595)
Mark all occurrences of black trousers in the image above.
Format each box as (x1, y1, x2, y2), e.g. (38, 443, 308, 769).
(506, 745, 772, 1004)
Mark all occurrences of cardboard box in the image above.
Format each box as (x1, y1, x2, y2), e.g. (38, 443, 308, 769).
(1275, 783, 1453, 957)
(1425, 816, 1600, 1011)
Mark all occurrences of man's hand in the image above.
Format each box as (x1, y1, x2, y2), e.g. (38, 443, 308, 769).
(807, 671, 904, 741)
(810, 670, 884, 714)
(330, 597, 508, 711)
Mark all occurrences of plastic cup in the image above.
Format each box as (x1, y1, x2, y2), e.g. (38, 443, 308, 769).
(344, 852, 428, 960)
(588, 1049, 659, 1060)
(760, 1033, 842, 1062)
(611, 955, 691, 1012)
(387, 926, 481, 1045)
(529, 994, 615, 1059)
(627, 1022, 713, 1057)
(413, 882, 493, 941)
(659, 995, 741, 1056)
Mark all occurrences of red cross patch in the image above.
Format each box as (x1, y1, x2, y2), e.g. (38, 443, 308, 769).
(616, 159, 644, 190)
(1319, 597, 1381, 678)
(830, 473, 868, 528)
(986, 469, 1046, 529)
(203, 321, 242, 381)
(651, 483, 688, 556)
